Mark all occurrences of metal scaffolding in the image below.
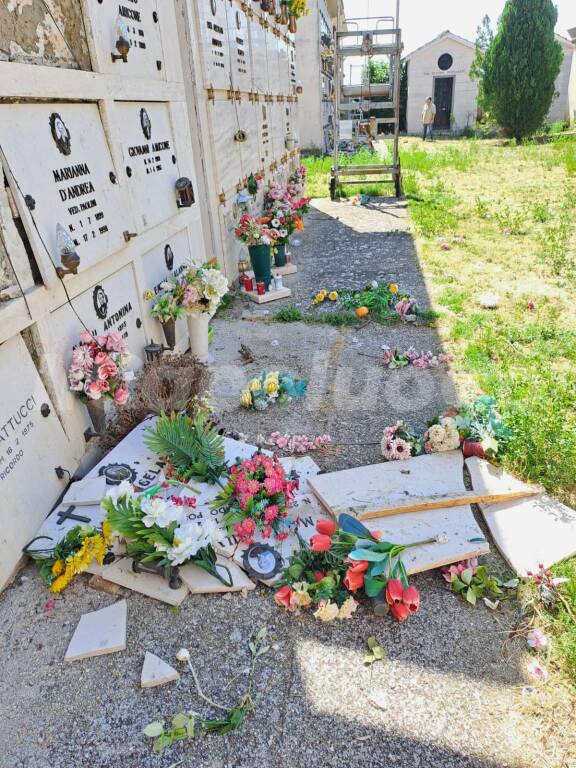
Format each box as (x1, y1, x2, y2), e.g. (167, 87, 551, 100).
(330, 1, 403, 199)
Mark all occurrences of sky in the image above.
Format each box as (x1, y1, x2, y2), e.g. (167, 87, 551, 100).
(343, 0, 574, 54)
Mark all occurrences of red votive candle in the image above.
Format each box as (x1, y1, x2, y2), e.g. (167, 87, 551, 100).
(244, 276, 254, 292)
(256, 281, 265, 296)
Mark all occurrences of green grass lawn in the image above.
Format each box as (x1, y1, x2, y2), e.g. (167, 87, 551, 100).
(303, 135, 576, 680)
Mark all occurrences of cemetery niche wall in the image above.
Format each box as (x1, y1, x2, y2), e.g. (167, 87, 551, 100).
(0, 0, 208, 589)
(183, 0, 301, 278)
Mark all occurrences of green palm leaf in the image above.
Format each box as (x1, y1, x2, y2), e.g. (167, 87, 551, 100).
(144, 411, 227, 484)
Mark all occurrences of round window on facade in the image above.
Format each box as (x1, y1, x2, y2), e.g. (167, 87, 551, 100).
(438, 53, 453, 71)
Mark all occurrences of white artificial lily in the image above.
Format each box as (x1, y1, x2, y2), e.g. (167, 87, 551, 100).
(141, 497, 183, 528)
(105, 480, 135, 504)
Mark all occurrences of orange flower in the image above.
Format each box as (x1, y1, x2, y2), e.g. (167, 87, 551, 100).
(294, 219, 304, 231)
(259, 217, 271, 224)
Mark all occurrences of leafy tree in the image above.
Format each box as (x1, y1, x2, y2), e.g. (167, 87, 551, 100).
(469, 15, 494, 113)
(363, 58, 389, 84)
(482, 0, 562, 140)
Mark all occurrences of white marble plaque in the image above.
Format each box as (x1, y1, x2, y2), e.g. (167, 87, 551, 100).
(258, 103, 273, 167)
(140, 229, 191, 347)
(250, 20, 269, 94)
(237, 102, 261, 176)
(0, 335, 75, 588)
(267, 34, 281, 93)
(277, 36, 290, 95)
(211, 100, 243, 194)
(117, 102, 180, 231)
(50, 264, 148, 371)
(227, 6, 251, 93)
(270, 101, 287, 159)
(198, 0, 231, 90)
(86, 0, 165, 80)
(0, 104, 130, 273)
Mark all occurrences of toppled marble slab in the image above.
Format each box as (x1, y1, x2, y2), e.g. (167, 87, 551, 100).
(466, 457, 543, 497)
(466, 457, 576, 575)
(63, 476, 108, 507)
(141, 652, 180, 688)
(310, 452, 489, 573)
(180, 557, 255, 594)
(65, 600, 127, 662)
(476, 493, 576, 576)
(87, 558, 189, 606)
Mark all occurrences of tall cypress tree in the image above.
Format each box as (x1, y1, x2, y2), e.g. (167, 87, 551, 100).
(482, 0, 563, 140)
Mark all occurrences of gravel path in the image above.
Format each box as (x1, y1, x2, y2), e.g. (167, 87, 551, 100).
(0, 198, 566, 768)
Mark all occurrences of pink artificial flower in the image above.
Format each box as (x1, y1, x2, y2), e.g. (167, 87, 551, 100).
(393, 438, 412, 460)
(79, 331, 95, 345)
(526, 658, 548, 681)
(84, 381, 104, 400)
(94, 351, 112, 365)
(105, 332, 127, 353)
(114, 386, 129, 405)
(526, 629, 548, 649)
(98, 362, 118, 380)
(264, 476, 281, 495)
(264, 504, 279, 523)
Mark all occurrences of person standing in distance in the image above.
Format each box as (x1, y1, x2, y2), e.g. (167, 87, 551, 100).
(422, 97, 436, 141)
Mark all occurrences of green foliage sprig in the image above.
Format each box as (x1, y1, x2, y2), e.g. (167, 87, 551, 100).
(143, 627, 270, 752)
(144, 411, 228, 484)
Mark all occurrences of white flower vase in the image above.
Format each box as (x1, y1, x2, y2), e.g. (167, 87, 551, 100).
(187, 312, 210, 362)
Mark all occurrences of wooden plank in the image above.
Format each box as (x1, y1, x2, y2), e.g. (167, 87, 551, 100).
(309, 452, 467, 515)
(335, 488, 541, 521)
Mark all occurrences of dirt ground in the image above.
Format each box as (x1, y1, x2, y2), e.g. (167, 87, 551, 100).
(1, 199, 573, 768)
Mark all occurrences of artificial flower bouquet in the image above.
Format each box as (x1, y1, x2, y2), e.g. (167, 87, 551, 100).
(441, 396, 511, 457)
(264, 211, 304, 245)
(235, 214, 279, 247)
(256, 431, 332, 454)
(264, 182, 293, 208)
(289, 164, 307, 186)
(381, 345, 453, 370)
(144, 411, 228, 485)
(211, 453, 298, 544)
(442, 558, 518, 606)
(381, 421, 423, 461)
(179, 260, 228, 316)
(67, 331, 130, 404)
(275, 515, 436, 623)
(146, 278, 186, 324)
(314, 280, 408, 323)
(102, 481, 231, 584)
(25, 523, 112, 593)
(424, 416, 461, 454)
(240, 371, 307, 410)
(291, 196, 311, 217)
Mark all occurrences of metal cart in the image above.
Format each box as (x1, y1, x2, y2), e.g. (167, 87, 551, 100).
(330, 2, 403, 199)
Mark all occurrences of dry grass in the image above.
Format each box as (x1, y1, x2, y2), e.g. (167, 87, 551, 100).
(98, 354, 211, 452)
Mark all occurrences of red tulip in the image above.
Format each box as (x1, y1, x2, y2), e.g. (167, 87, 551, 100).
(314, 571, 325, 582)
(346, 559, 369, 574)
(343, 565, 366, 593)
(390, 602, 411, 622)
(315, 519, 337, 537)
(402, 585, 420, 614)
(274, 585, 293, 608)
(310, 534, 332, 552)
(385, 579, 404, 606)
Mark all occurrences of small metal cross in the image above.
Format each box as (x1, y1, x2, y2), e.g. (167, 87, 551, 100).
(56, 505, 91, 525)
